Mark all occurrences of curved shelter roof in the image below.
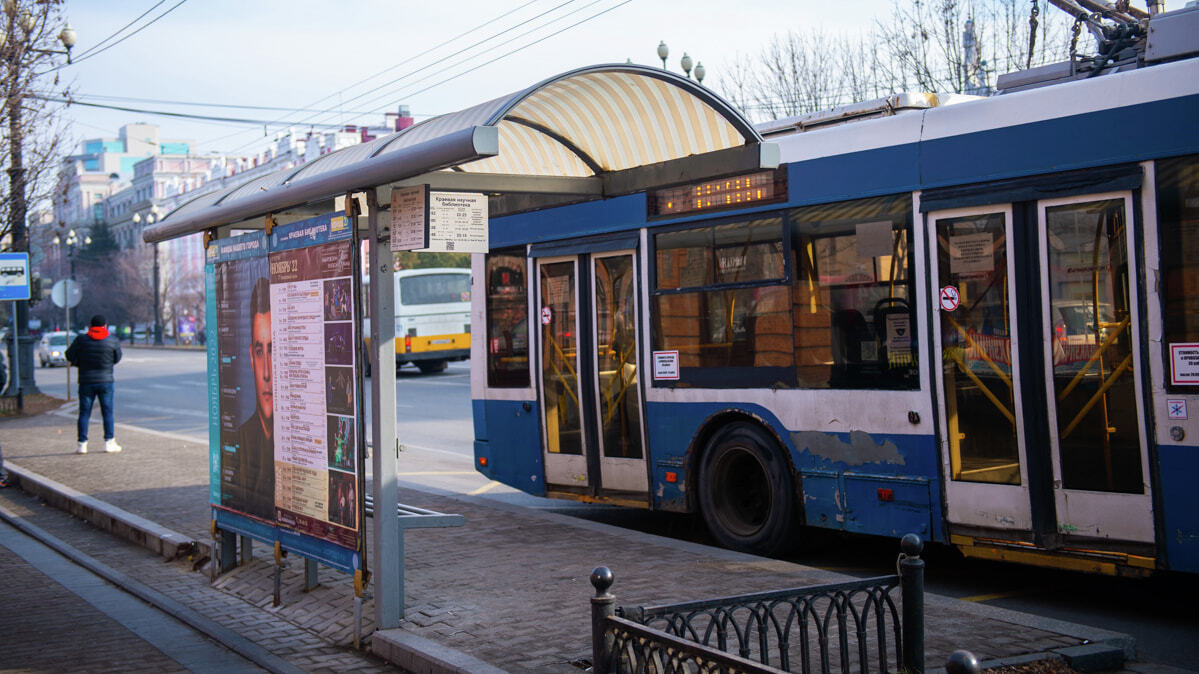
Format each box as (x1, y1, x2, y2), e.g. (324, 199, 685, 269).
(145, 64, 776, 243)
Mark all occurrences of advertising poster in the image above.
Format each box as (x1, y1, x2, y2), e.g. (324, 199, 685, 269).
(210, 232, 276, 522)
(269, 213, 361, 550)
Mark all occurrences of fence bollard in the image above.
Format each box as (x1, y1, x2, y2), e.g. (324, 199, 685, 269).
(591, 566, 616, 674)
(945, 649, 981, 674)
(900, 533, 925, 673)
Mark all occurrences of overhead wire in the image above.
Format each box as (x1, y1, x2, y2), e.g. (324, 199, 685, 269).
(297, 0, 624, 135)
(61, 91, 386, 116)
(35, 94, 351, 128)
(226, 0, 587, 149)
(54, 0, 188, 70)
(242, 0, 542, 135)
(356, 0, 635, 119)
(70, 1, 167, 62)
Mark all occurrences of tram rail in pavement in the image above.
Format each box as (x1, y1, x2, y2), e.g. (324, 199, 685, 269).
(0, 403, 1147, 673)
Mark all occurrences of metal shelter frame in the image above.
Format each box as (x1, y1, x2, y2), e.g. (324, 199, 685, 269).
(143, 63, 778, 631)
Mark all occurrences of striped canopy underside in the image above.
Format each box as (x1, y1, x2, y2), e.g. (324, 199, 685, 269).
(153, 68, 752, 235)
(445, 70, 744, 177)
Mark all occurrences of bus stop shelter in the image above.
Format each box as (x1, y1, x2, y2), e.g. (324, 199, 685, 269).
(143, 63, 777, 630)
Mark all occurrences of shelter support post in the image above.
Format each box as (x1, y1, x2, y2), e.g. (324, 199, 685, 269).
(368, 192, 402, 628)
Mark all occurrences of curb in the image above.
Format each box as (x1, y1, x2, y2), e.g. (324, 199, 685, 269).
(371, 629, 510, 674)
(4, 461, 508, 674)
(5, 462, 208, 562)
(0, 501, 304, 674)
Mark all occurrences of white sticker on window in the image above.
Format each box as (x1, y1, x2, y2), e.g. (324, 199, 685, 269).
(1169, 342, 1199, 386)
(949, 232, 995, 275)
(652, 350, 680, 380)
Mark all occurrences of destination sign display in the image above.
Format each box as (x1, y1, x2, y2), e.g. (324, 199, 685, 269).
(648, 169, 785, 217)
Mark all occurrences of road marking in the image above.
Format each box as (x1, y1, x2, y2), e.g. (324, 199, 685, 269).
(959, 590, 1035, 602)
(50, 410, 206, 444)
(123, 403, 209, 418)
(469, 481, 503, 495)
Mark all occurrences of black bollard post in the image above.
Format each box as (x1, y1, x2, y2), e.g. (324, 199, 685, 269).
(900, 533, 925, 673)
(945, 649, 981, 674)
(591, 567, 616, 674)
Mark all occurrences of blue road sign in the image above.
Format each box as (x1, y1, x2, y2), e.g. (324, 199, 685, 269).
(0, 252, 31, 301)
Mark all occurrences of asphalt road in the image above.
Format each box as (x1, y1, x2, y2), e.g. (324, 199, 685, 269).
(29, 346, 1199, 669)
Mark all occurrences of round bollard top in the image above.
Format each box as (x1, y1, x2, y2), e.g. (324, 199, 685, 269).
(901, 533, 924, 556)
(591, 566, 614, 594)
(945, 649, 981, 674)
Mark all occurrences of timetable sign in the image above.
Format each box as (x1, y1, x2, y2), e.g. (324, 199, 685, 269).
(422, 191, 489, 254)
(390, 185, 430, 252)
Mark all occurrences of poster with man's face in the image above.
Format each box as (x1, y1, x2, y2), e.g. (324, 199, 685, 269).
(213, 233, 276, 521)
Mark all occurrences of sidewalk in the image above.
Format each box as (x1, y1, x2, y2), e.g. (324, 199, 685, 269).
(0, 403, 1155, 673)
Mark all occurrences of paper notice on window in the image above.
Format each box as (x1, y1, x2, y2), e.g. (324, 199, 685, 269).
(856, 221, 894, 259)
(886, 313, 912, 357)
(1170, 342, 1199, 385)
(652, 350, 680, 380)
(950, 232, 994, 275)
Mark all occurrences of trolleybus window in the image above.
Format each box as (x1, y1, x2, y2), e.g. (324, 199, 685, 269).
(1157, 154, 1199, 390)
(400, 272, 471, 305)
(485, 249, 530, 388)
(790, 195, 917, 390)
(652, 216, 793, 387)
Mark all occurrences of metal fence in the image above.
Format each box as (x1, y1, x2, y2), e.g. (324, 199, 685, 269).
(590, 534, 925, 674)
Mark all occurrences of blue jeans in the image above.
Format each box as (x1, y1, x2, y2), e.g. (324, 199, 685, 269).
(77, 381, 115, 442)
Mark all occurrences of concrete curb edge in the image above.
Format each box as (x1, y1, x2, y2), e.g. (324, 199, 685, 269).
(0, 501, 304, 674)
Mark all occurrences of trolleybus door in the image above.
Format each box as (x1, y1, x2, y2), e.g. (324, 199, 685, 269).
(930, 206, 1034, 531)
(591, 252, 648, 494)
(535, 251, 650, 496)
(537, 257, 588, 486)
(1037, 192, 1153, 542)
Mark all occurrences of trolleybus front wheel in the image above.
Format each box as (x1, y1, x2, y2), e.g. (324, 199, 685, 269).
(698, 422, 796, 556)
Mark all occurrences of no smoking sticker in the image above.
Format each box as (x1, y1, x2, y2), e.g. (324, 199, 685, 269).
(939, 285, 960, 312)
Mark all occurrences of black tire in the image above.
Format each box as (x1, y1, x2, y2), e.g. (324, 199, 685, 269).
(697, 422, 797, 556)
(416, 359, 448, 374)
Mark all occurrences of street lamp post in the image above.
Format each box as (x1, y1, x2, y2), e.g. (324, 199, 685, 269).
(134, 209, 163, 345)
(654, 41, 704, 84)
(1, 2, 76, 398)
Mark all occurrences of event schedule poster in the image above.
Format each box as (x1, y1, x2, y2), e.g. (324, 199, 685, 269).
(269, 213, 360, 550)
(210, 232, 276, 522)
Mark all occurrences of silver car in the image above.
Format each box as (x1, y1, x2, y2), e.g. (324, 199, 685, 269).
(36, 331, 73, 367)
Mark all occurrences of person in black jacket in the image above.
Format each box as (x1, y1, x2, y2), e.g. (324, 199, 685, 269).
(65, 314, 123, 454)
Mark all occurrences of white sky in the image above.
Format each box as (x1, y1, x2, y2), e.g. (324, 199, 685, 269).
(56, 0, 1187, 157)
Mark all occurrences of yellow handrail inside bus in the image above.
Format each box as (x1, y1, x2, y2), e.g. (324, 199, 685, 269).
(946, 347, 1016, 425)
(944, 314, 1013, 390)
(1056, 315, 1130, 402)
(1060, 353, 1133, 440)
(544, 330, 580, 410)
(603, 344, 637, 427)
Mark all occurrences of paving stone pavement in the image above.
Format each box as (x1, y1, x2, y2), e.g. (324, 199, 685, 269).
(0, 406, 1138, 673)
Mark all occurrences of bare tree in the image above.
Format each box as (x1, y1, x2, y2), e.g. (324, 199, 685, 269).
(2, 0, 75, 396)
(715, 1, 1082, 123)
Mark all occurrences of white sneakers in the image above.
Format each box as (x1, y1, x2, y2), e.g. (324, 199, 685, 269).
(76, 439, 122, 454)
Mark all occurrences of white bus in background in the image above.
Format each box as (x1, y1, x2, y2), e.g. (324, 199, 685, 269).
(367, 267, 472, 374)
